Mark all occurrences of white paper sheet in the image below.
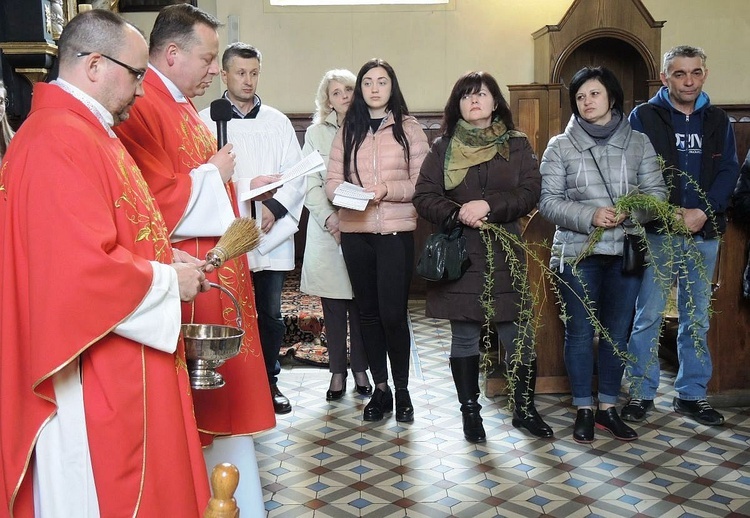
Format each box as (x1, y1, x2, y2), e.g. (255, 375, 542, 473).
(239, 151, 325, 201)
(332, 182, 375, 211)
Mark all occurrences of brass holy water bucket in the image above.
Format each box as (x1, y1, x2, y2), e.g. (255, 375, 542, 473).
(182, 282, 244, 390)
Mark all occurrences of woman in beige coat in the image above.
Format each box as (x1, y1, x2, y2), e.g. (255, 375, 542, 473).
(326, 59, 428, 423)
(301, 69, 372, 401)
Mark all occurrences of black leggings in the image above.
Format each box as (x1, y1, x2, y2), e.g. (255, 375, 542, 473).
(341, 232, 413, 389)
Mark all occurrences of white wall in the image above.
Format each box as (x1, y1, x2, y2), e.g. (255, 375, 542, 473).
(122, 0, 750, 113)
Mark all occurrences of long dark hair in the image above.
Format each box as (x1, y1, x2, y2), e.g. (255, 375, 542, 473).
(441, 71, 514, 137)
(342, 58, 411, 184)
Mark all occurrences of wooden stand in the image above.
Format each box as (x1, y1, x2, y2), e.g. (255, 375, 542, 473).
(705, 221, 750, 406)
(204, 463, 240, 518)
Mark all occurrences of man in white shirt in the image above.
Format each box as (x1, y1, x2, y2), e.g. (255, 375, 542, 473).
(199, 43, 305, 414)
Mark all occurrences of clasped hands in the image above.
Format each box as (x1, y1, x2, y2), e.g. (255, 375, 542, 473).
(593, 206, 627, 228)
(458, 200, 491, 228)
(674, 207, 707, 234)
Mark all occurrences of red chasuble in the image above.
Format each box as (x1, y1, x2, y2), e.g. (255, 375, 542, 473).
(115, 71, 275, 444)
(0, 84, 210, 517)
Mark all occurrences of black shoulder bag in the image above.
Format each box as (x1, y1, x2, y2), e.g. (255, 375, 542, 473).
(588, 150, 646, 275)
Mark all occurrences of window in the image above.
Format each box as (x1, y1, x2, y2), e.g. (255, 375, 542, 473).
(270, 0, 447, 5)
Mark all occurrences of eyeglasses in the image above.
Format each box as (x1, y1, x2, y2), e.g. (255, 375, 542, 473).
(76, 51, 146, 82)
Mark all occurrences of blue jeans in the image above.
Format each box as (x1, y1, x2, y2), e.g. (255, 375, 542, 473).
(558, 255, 642, 407)
(626, 234, 719, 401)
(253, 270, 287, 385)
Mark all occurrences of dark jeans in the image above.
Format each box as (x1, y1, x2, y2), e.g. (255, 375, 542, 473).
(557, 255, 642, 407)
(341, 232, 413, 389)
(253, 269, 287, 385)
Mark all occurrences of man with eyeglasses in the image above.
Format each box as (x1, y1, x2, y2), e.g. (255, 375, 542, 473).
(114, 4, 276, 514)
(0, 9, 213, 517)
(624, 45, 739, 427)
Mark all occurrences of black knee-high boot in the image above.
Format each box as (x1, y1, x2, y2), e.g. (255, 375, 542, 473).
(511, 359, 553, 438)
(449, 356, 486, 443)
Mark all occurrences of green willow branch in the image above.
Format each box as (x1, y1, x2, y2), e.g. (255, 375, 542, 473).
(569, 166, 718, 399)
(478, 222, 623, 410)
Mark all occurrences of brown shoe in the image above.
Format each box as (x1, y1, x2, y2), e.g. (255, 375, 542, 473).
(271, 384, 291, 414)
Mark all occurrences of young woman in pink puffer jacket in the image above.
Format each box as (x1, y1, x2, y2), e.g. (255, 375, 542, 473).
(326, 58, 428, 424)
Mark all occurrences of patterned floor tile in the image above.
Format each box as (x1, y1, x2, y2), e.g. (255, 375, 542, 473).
(252, 300, 750, 517)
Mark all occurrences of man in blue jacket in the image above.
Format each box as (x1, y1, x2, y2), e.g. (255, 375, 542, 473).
(624, 45, 738, 426)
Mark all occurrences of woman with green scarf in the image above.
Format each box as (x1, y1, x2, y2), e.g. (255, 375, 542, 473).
(413, 71, 551, 442)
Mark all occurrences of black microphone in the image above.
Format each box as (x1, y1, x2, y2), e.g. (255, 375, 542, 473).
(210, 98, 233, 151)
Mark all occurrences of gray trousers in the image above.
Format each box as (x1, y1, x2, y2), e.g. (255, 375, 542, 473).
(321, 297, 368, 374)
(449, 320, 534, 364)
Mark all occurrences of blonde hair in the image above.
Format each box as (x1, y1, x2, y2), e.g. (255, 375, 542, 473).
(0, 80, 15, 161)
(312, 69, 356, 124)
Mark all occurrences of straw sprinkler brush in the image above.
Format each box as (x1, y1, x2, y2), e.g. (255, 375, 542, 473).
(203, 217, 260, 270)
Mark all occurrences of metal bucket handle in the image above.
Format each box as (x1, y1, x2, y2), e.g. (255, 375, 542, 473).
(209, 282, 243, 329)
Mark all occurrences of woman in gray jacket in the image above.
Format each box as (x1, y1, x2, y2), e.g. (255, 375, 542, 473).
(539, 66, 666, 443)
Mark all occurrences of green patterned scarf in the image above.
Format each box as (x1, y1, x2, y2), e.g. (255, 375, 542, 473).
(444, 118, 526, 190)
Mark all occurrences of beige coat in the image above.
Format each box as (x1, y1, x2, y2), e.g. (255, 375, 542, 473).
(325, 114, 429, 234)
(300, 112, 353, 298)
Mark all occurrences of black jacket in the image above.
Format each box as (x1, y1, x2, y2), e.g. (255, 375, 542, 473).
(732, 150, 750, 298)
(629, 88, 739, 238)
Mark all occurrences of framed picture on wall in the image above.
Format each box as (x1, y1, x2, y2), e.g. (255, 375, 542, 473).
(118, 0, 197, 12)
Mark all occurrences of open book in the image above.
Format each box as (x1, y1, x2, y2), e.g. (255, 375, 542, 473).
(332, 182, 375, 211)
(239, 151, 326, 201)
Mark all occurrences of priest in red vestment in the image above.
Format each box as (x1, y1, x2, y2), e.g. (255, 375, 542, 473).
(0, 11, 211, 517)
(114, 8, 276, 510)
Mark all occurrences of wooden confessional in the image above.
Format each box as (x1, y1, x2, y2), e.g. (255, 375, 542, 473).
(488, 0, 750, 404)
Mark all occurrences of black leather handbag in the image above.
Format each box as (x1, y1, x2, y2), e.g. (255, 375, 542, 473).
(621, 232, 647, 275)
(416, 210, 471, 282)
(588, 150, 647, 275)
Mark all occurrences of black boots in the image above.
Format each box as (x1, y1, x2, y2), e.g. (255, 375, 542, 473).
(363, 386, 393, 421)
(510, 359, 553, 438)
(449, 356, 486, 443)
(573, 408, 595, 443)
(395, 388, 414, 422)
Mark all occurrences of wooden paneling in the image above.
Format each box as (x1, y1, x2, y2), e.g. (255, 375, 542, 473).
(486, 210, 569, 397)
(707, 220, 750, 400)
(508, 84, 561, 159)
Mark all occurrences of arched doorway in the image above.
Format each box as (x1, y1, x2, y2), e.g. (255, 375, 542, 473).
(557, 36, 651, 123)
(507, 0, 664, 158)
(499, 0, 665, 395)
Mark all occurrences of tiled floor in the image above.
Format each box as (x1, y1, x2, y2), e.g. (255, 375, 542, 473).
(254, 301, 750, 518)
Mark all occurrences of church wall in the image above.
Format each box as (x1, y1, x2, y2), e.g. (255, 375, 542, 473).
(120, 0, 750, 114)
